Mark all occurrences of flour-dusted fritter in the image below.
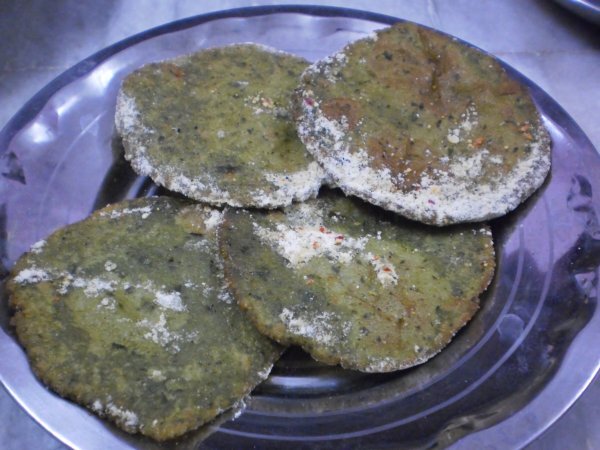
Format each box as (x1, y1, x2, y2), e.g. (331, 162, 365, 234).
(116, 44, 325, 208)
(295, 23, 551, 226)
(7, 197, 281, 441)
(220, 190, 495, 372)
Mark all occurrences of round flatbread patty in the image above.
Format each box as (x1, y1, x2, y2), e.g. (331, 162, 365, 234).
(116, 44, 324, 208)
(219, 190, 495, 372)
(7, 197, 281, 441)
(295, 22, 551, 225)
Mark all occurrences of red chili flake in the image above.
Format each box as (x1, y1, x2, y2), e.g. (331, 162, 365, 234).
(319, 226, 326, 233)
(305, 97, 315, 106)
(168, 65, 185, 78)
(473, 136, 485, 147)
(382, 267, 392, 272)
(312, 241, 320, 249)
(428, 199, 435, 205)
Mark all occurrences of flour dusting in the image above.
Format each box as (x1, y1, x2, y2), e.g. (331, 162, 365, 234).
(254, 221, 368, 268)
(99, 205, 152, 220)
(106, 402, 139, 431)
(204, 209, 224, 230)
(367, 253, 398, 286)
(29, 240, 46, 254)
(138, 313, 181, 352)
(261, 161, 325, 207)
(154, 290, 186, 312)
(279, 308, 351, 346)
(14, 267, 51, 284)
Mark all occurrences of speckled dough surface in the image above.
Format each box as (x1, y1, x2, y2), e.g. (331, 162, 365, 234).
(116, 44, 325, 208)
(220, 190, 495, 372)
(295, 23, 551, 225)
(7, 197, 281, 441)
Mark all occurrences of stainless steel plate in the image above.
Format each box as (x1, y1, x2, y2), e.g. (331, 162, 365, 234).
(553, 0, 600, 25)
(0, 6, 599, 450)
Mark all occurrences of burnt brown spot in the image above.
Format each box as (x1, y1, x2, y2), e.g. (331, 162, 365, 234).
(321, 98, 363, 130)
(166, 64, 185, 79)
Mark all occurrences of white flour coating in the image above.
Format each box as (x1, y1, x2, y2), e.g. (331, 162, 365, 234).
(13, 267, 50, 284)
(151, 155, 243, 207)
(91, 399, 103, 413)
(71, 276, 115, 297)
(362, 350, 435, 373)
(99, 205, 152, 220)
(90, 398, 139, 431)
(29, 240, 46, 254)
(154, 290, 186, 312)
(284, 201, 326, 226)
(137, 313, 188, 352)
(217, 285, 234, 304)
(106, 402, 139, 431)
(122, 130, 323, 209)
(20, 269, 199, 352)
(200, 282, 214, 299)
(114, 90, 141, 134)
(446, 104, 479, 144)
(244, 92, 288, 117)
(231, 398, 247, 420)
(183, 238, 211, 251)
(16, 263, 194, 314)
(148, 368, 166, 382)
(254, 363, 275, 382)
(279, 308, 351, 346)
(253, 202, 406, 287)
(204, 208, 224, 231)
(365, 29, 381, 42)
(98, 296, 116, 310)
(296, 87, 551, 225)
(303, 50, 348, 84)
(366, 253, 398, 286)
(261, 161, 325, 207)
(254, 222, 368, 268)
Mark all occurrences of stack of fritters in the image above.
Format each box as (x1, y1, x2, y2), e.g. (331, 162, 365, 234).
(8, 23, 550, 441)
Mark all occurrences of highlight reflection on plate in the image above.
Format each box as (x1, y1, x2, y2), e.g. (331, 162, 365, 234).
(0, 6, 599, 450)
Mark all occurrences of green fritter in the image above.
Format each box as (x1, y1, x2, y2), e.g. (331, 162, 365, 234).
(220, 190, 495, 372)
(116, 44, 324, 208)
(295, 23, 551, 226)
(7, 197, 281, 441)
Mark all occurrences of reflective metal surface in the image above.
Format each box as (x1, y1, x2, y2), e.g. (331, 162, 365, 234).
(0, 6, 599, 449)
(553, 0, 600, 25)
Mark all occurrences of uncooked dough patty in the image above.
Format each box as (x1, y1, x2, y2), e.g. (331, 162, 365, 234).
(295, 23, 551, 225)
(116, 44, 325, 208)
(7, 197, 281, 441)
(219, 190, 495, 372)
